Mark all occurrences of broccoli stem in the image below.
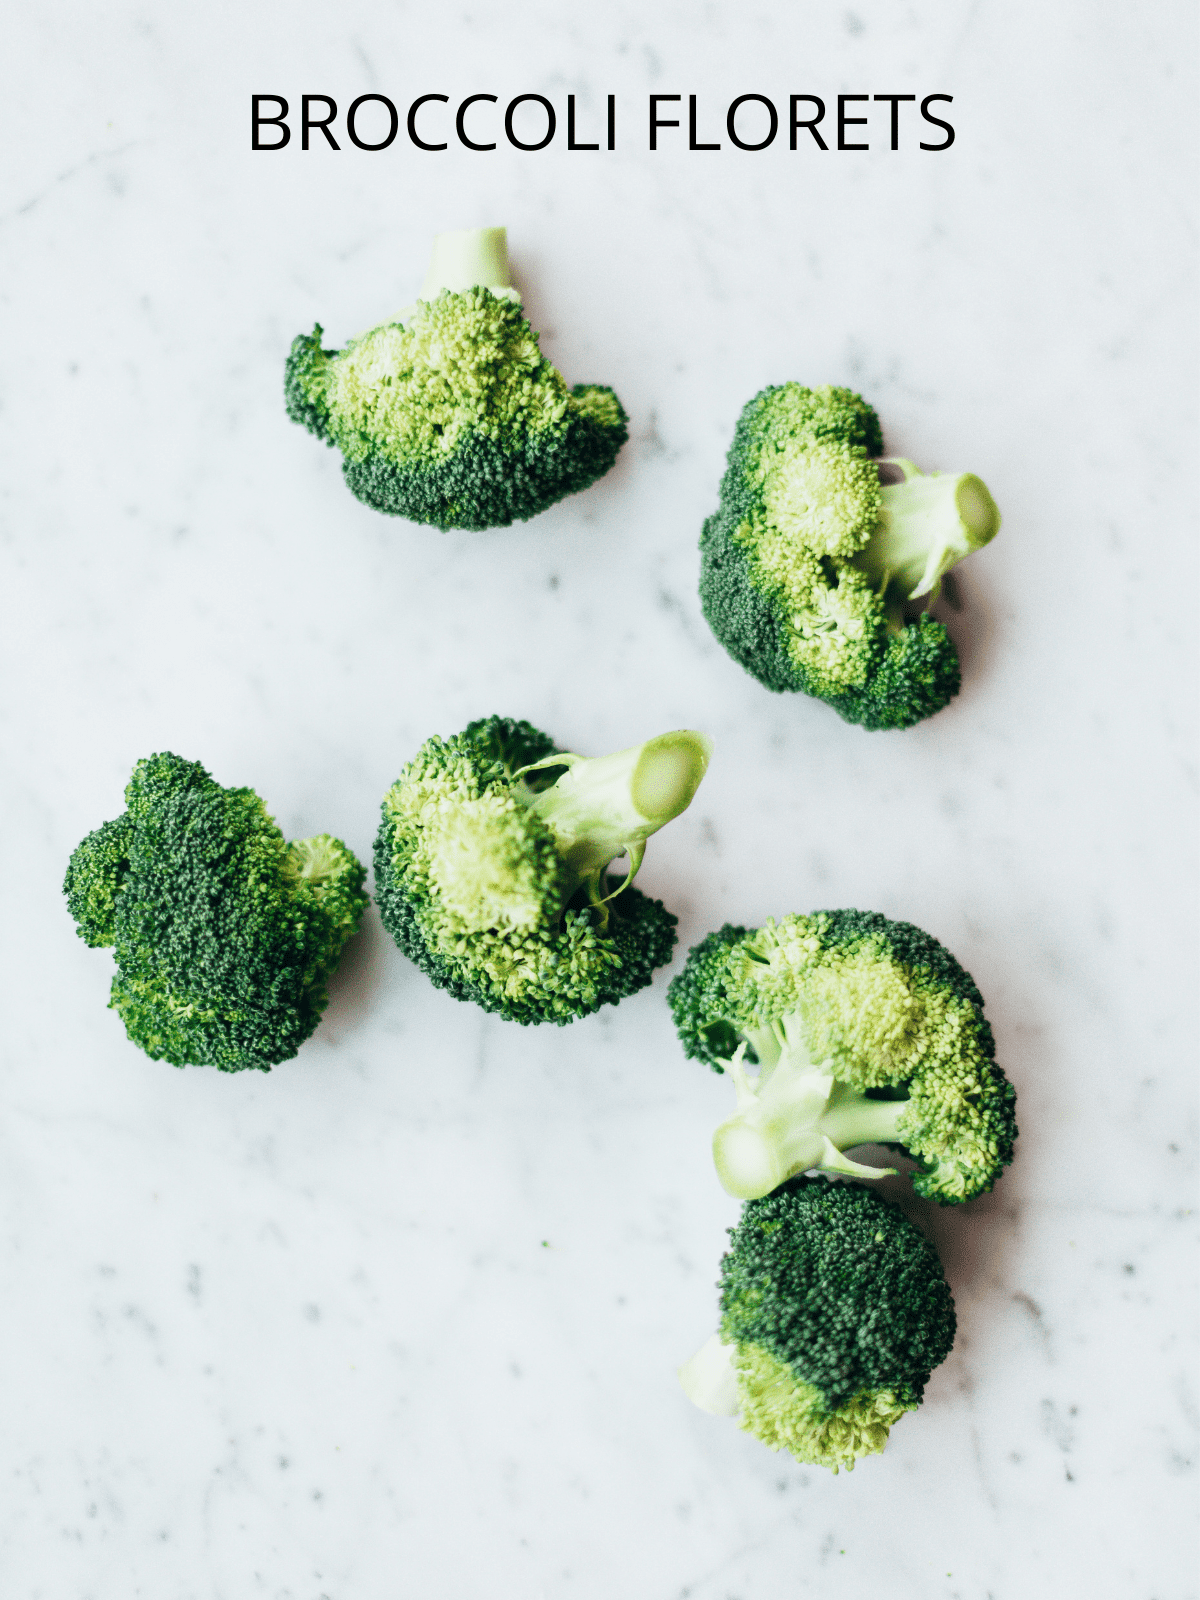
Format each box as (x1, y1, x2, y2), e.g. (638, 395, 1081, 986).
(853, 458, 1000, 601)
(679, 1333, 740, 1416)
(419, 226, 519, 302)
(712, 1026, 908, 1200)
(517, 731, 712, 912)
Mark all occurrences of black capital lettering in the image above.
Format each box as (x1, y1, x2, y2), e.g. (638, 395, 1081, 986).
(689, 95, 719, 151)
(607, 94, 616, 150)
(837, 94, 868, 150)
(251, 95, 289, 151)
(873, 94, 916, 151)
(347, 94, 398, 151)
(649, 94, 681, 150)
(505, 94, 556, 151)
(789, 95, 827, 150)
(920, 94, 955, 150)
(567, 94, 599, 150)
(727, 94, 778, 151)
(301, 95, 339, 151)
(457, 94, 497, 151)
(408, 94, 449, 151)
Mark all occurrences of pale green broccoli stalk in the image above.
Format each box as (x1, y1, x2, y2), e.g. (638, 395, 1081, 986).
(711, 1027, 911, 1195)
(698, 384, 1000, 729)
(285, 226, 628, 530)
(667, 910, 1016, 1205)
(517, 732, 712, 908)
(416, 225, 517, 306)
(856, 457, 999, 602)
(64, 754, 368, 1071)
(374, 717, 711, 1025)
(680, 1176, 956, 1473)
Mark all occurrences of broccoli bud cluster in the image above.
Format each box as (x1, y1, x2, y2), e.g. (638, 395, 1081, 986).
(700, 382, 999, 729)
(671, 909, 1015, 1471)
(286, 228, 628, 529)
(64, 753, 368, 1072)
(669, 909, 1016, 1205)
(681, 1177, 957, 1473)
(62, 225, 1017, 1486)
(373, 716, 710, 1026)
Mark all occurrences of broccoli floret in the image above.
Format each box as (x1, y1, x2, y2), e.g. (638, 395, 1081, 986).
(64, 753, 368, 1071)
(679, 1176, 956, 1473)
(667, 910, 1016, 1205)
(699, 384, 1000, 729)
(374, 716, 711, 1025)
(285, 226, 629, 530)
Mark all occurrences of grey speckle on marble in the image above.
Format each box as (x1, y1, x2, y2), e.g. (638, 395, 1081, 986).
(1, 2, 1196, 1597)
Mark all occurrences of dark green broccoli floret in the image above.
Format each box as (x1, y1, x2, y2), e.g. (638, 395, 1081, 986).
(374, 716, 711, 1025)
(64, 753, 368, 1071)
(285, 227, 628, 530)
(667, 910, 1016, 1205)
(699, 383, 999, 729)
(680, 1176, 956, 1473)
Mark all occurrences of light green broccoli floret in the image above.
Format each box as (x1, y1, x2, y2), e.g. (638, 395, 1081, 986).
(699, 383, 1000, 729)
(667, 909, 1016, 1205)
(307, 294, 560, 471)
(374, 717, 711, 1026)
(285, 227, 628, 530)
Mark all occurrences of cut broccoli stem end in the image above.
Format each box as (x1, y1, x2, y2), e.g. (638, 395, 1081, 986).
(853, 461, 1000, 602)
(679, 1333, 741, 1416)
(519, 730, 712, 909)
(712, 1038, 908, 1200)
(419, 226, 519, 302)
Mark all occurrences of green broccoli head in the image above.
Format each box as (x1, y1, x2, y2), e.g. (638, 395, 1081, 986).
(699, 384, 999, 729)
(285, 227, 628, 530)
(374, 716, 712, 1026)
(64, 753, 368, 1071)
(64, 814, 134, 948)
(679, 1176, 956, 1473)
(667, 910, 1016, 1205)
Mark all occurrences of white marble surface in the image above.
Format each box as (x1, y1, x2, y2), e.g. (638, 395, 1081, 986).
(3, 3, 1197, 1596)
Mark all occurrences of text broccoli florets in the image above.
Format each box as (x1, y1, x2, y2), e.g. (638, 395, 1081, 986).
(679, 1176, 957, 1473)
(374, 716, 711, 1025)
(285, 226, 629, 530)
(699, 383, 1000, 729)
(667, 910, 1016, 1204)
(64, 753, 368, 1071)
